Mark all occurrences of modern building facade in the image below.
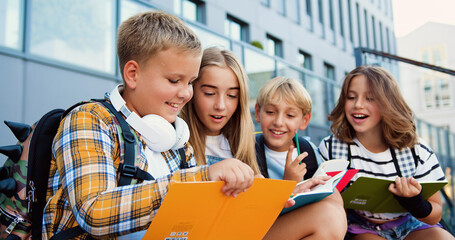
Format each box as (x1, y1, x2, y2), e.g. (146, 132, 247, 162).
(397, 22, 455, 132)
(0, 0, 397, 163)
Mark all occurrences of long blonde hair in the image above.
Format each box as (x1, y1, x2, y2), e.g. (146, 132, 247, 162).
(181, 47, 260, 174)
(329, 65, 418, 149)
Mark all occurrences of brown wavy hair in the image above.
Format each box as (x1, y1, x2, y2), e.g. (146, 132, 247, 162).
(329, 65, 418, 149)
(180, 47, 260, 174)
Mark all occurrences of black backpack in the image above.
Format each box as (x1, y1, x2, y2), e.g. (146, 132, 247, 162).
(0, 100, 164, 240)
(255, 133, 319, 180)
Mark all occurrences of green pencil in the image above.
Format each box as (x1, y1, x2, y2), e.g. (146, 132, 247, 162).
(295, 133, 301, 155)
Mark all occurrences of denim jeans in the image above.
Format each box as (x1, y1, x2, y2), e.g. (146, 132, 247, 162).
(346, 210, 441, 240)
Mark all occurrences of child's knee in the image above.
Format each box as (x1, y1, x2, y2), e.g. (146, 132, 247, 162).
(314, 201, 347, 236)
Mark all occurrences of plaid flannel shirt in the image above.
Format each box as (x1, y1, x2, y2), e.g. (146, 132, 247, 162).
(43, 100, 208, 239)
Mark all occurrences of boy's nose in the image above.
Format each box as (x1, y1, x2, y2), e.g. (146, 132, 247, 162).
(177, 85, 192, 100)
(273, 114, 284, 126)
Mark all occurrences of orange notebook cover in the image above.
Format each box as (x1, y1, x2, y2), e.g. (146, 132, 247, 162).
(143, 178, 296, 240)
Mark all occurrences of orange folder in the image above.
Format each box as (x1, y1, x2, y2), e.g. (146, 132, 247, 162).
(143, 178, 296, 240)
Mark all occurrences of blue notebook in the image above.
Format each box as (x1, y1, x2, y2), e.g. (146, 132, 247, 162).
(280, 170, 347, 215)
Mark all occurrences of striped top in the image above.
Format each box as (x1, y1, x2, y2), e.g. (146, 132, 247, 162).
(43, 99, 208, 239)
(318, 135, 445, 221)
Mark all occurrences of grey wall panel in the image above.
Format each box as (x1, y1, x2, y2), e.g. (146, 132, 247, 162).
(23, 62, 117, 123)
(0, 55, 24, 164)
(0, 57, 118, 165)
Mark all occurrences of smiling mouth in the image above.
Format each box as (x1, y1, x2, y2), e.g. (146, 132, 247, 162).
(353, 114, 368, 119)
(167, 102, 180, 108)
(270, 130, 286, 135)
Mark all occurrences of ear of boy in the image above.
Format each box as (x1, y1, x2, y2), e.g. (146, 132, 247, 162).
(299, 113, 311, 131)
(123, 60, 140, 90)
(254, 104, 261, 122)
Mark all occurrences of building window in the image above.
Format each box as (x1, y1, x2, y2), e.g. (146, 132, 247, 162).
(121, 1, 152, 22)
(424, 79, 453, 109)
(278, 0, 286, 16)
(347, 0, 354, 42)
(305, 0, 313, 31)
(0, 0, 22, 50)
(384, 0, 389, 16)
(261, 0, 270, 7)
(338, 0, 344, 37)
(298, 50, 313, 70)
(356, 3, 362, 46)
(385, 27, 390, 52)
(29, 0, 116, 74)
(289, 0, 301, 24)
(433, 49, 441, 66)
(379, 21, 384, 51)
(324, 62, 335, 81)
(174, 0, 205, 23)
(364, 9, 370, 48)
(318, 0, 324, 25)
(439, 79, 451, 107)
(329, 0, 334, 31)
(424, 80, 433, 108)
(422, 51, 430, 64)
(225, 14, 249, 42)
(306, 0, 312, 17)
(266, 34, 283, 58)
(372, 15, 377, 50)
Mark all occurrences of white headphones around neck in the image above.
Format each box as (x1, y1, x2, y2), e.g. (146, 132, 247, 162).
(109, 85, 189, 152)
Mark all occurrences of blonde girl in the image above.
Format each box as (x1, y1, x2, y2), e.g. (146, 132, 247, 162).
(181, 46, 260, 174)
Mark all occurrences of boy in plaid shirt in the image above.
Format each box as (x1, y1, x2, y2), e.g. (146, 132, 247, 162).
(43, 10, 254, 239)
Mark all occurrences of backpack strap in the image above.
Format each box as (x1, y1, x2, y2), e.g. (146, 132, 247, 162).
(178, 148, 190, 169)
(327, 135, 353, 168)
(254, 134, 269, 178)
(49, 226, 95, 240)
(96, 100, 154, 185)
(294, 136, 318, 179)
(410, 147, 419, 167)
(389, 148, 403, 177)
(328, 135, 333, 160)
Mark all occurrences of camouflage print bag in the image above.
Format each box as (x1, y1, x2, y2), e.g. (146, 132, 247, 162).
(0, 109, 63, 240)
(0, 100, 148, 240)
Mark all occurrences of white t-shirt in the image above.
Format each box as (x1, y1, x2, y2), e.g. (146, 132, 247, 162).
(205, 134, 234, 165)
(265, 145, 298, 180)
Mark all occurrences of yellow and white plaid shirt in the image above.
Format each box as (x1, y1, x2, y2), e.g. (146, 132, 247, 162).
(43, 99, 208, 239)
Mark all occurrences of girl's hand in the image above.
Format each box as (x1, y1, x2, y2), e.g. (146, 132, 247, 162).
(283, 145, 308, 182)
(388, 176, 422, 197)
(292, 175, 331, 194)
(208, 158, 255, 197)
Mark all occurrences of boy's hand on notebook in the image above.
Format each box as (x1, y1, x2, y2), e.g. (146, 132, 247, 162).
(293, 175, 331, 194)
(208, 158, 255, 197)
(283, 145, 308, 182)
(388, 176, 422, 198)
